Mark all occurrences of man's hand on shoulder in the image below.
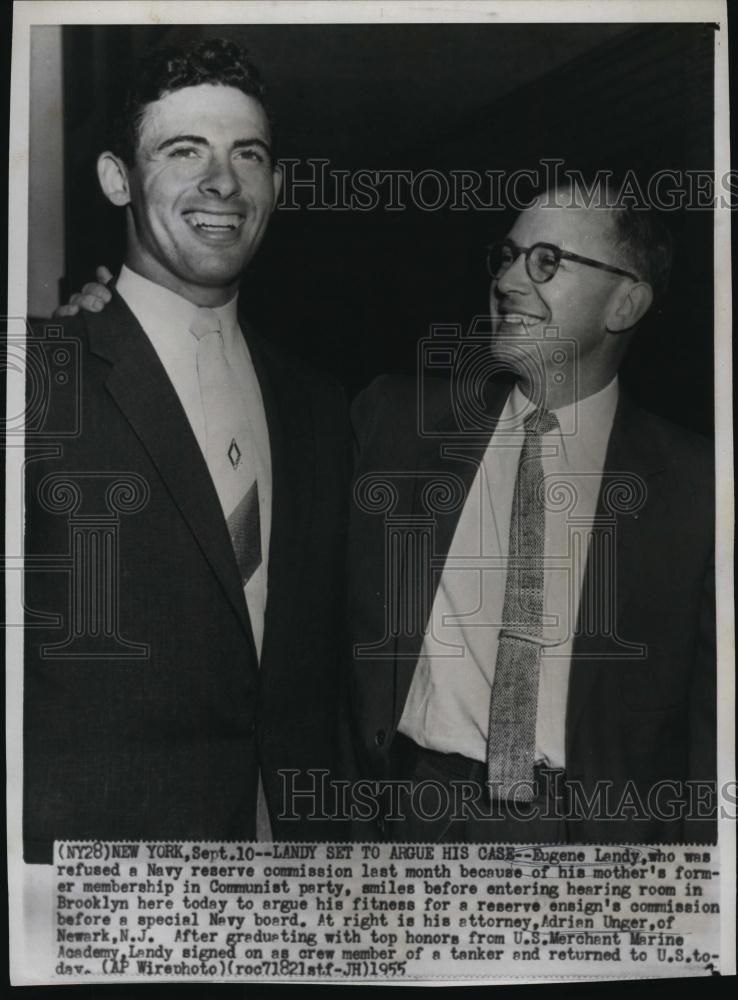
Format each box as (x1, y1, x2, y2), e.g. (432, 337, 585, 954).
(53, 266, 113, 317)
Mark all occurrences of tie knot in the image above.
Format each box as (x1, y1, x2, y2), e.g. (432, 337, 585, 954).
(190, 308, 222, 342)
(523, 408, 559, 436)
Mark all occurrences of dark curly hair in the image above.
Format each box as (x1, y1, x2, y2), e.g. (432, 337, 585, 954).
(110, 38, 271, 166)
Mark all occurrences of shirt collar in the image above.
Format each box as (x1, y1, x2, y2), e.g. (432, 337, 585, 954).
(116, 265, 240, 351)
(508, 376, 619, 466)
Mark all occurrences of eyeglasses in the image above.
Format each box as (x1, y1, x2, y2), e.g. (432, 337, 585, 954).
(486, 239, 639, 284)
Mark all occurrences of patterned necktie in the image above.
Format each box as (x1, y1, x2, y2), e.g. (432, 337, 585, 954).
(190, 308, 261, 589)
(487, 407, 559, 802)
(190, 307, 271, 841)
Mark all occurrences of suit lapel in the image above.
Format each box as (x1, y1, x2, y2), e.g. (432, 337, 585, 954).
(566, 392, 668, 750)
(85, 293, 256, 652)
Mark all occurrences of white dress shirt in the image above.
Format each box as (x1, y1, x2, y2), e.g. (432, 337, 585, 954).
(398, 377, 619, 768)
(116, 265, 272, 657)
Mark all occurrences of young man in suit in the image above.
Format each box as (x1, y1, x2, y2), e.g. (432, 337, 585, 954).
(349, 187, 716, 844)
(23, 39, 351, 862)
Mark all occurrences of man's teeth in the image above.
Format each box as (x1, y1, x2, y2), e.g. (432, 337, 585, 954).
(188, 212, 242, 230)
(499, 313, 536, 324)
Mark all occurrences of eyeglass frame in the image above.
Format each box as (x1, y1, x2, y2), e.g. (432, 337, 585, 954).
(486, 239, 640, 285)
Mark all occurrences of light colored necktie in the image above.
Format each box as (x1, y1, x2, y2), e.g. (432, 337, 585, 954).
(190, 307, 271, 840)
(190, 308, 261, 588)
(487, 408, 559, 802)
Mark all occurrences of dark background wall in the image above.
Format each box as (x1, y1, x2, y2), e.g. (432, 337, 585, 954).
(50, 22, 715, 432)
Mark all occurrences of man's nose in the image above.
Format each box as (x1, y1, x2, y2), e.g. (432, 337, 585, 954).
(493, 251, 531, 298)
(198, 155, 241, 200)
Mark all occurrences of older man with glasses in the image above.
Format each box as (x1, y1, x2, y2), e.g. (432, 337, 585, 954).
(348, 184, 716, 845)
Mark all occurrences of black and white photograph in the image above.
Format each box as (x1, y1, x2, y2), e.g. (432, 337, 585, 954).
(5, 0, 734, 986)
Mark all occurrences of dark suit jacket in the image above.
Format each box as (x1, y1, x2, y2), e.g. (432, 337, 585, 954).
(23, 291, 351, 862)
(348, 374, 716, 843)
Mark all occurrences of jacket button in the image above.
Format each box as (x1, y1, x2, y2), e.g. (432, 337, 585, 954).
(374, 729, 386, 747)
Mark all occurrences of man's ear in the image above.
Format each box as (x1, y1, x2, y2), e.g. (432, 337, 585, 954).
(271, 162, 283, 212)
(97, 152, 132, 207)
(606, 281, 654, 333)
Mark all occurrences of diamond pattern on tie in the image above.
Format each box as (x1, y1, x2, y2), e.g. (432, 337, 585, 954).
(487, 407, 558, 802)
(228, 439, 242, 470)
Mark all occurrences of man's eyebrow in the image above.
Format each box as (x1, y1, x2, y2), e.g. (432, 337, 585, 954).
(233, 138, 273, 157)
(506, 238, 562, 248)
(156, 134, 208, 152)
(154, 136, 273, 158)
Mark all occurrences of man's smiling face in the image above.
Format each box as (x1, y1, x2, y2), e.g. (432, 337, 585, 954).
(123, 83, 281, 304)
(489, 201, 630, 386)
